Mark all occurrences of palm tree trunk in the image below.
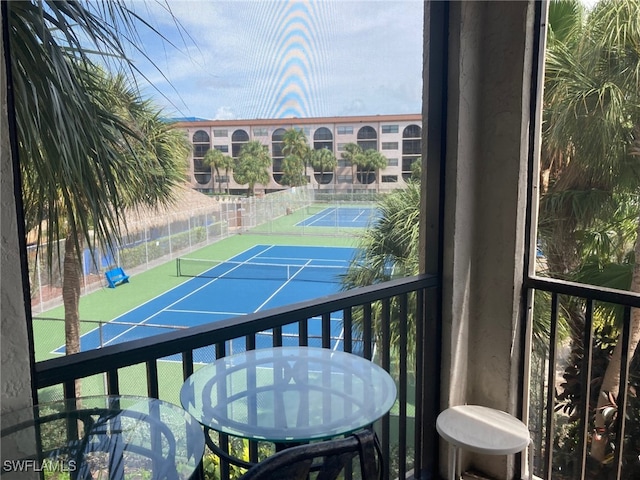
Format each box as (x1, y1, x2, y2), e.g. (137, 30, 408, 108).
(591, 216, 640, 461)
(63, 233, 83, 398)
(215, 166, 221, 194)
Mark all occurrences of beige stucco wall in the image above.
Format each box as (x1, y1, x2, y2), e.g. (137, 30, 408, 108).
(435, 1, 535, 478)
(1, 6, 34, 414)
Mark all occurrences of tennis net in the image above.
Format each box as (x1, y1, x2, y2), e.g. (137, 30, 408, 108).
(176, 257, 348, 283)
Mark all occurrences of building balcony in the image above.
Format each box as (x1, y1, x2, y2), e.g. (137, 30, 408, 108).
(31, 272, 638, 480)
(33, 275, 438, 480)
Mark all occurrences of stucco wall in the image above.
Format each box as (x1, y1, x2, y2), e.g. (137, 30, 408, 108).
(436, 1, 535, 478)
(1, 6, 34, 414)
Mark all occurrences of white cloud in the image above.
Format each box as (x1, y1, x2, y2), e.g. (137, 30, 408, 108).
(129, 0, 423, 119)
(214, 106, 237, 120)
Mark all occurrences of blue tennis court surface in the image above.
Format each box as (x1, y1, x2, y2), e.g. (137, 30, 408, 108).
(296, 207, 379, 228)
(55, 245, 356, 362)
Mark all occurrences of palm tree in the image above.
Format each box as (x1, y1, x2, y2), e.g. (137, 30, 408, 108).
(359, 149, 387, 192)
(341, 145, 386, 190)
(410, 157, 422, 181)
(281, 128, 310, 187)
(221, 154, 235, 195)
(234, 140, 271, 196)
(282, 128, 310, 161)
(539, 0, 640, 463)
(310, 148, 337, 190)
(341, 181, 421, 358)
(340, 143, 363, 185)
(9, 1, 188, 379)
(281, 155, 307, 187)
(203, 148, 233, 193)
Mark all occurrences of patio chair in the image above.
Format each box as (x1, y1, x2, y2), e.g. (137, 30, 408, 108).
(237, 429, 381, 480)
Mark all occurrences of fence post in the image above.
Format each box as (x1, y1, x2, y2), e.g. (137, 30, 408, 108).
(206, 211, 210, 243)
(168, 218, 172, 258)
(36, 253, 43, 313)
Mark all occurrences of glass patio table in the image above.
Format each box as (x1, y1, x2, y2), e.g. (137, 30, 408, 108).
(1, 395, 205, 480)
(180, 346, 397, 464)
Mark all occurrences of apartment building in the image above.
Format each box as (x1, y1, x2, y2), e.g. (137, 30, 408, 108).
(174, 114, 422, 194)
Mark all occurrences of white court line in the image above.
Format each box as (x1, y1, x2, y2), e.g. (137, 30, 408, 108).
(333, 327, 345, 351)
(352, 210, 367, 223)
(101, 245, 276, 347)
(165, 309, 246, 317)
(257, 255, 351, 265)
(299, 207, 338, 227)
(252, 259, 313, 312)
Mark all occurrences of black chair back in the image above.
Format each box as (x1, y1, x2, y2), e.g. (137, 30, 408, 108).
(238, 430, 380, 480)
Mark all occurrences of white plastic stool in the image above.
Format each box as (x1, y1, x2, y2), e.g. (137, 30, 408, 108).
(436, 405, 533, 480)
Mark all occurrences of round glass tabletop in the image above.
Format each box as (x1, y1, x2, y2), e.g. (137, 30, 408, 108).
(180, 346, 397, 443)
(1, 395, 204, 480)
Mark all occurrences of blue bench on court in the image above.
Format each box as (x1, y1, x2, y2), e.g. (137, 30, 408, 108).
(105, 267, 129, 288)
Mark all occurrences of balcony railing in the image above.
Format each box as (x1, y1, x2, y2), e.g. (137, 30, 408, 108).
(526, 276, 640, 480)
(34, 274, 439, 480)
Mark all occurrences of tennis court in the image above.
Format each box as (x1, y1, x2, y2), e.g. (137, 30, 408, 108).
(296, 206, 379, 228)
(54, 245, 355, 361)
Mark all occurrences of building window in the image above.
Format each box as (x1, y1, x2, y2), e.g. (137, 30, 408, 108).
(402, 124, 422, 181)
(314, 127, 333, 141)
(272, 129, 285, 142)
(272, 128, 286, 185)
(402, 139, 421, 155)
(337, 143, 347, 151)
(232, 130, 249, 142)
(357, 126, 377, 151)
(382, 175, 398, 183)
(193, 156, 211, 185)
(357, 126, 377, 140)
(358, 140, 377, 151)
(381, 125, 399, 134)
(403, 124, 421, 138)
(314, 127, 333, 152)
(387, 158, 399, 167)
(272, 128, 286, 160)
(253, 127, 268, 136)
(337, 126, 353, 135)
(272, 144, 284, 157)
(231, 129, 249, 158)
(337, 175, 353, 184)
(337, 159, 351, 167)
(192, 130, 210, 143)
(193, 144, 210, 158)
(213, 129, 228, 137)
(214, 145, 229, 153)
(382, 142, 398, 150)
(194, 173, 212, 185)
(192, 130, 212, 186)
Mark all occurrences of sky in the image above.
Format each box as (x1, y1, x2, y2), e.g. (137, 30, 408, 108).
(124, 1, 424, 121)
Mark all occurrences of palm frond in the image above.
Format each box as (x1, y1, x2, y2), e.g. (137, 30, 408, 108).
(10, 1, 188, 268)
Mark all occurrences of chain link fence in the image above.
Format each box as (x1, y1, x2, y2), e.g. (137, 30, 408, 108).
(242, 186, 381, 236)
(29, 205, 234, 314)
(28, 187, 324, 314)
(28, 185, 384, 313)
